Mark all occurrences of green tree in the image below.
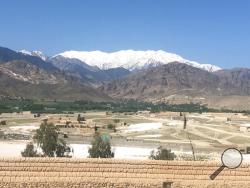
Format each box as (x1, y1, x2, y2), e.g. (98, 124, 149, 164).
(113, 119, 120, 124)
(88, 132, 114, 158)
(21, 142, 38, 157)
(149, 146, 176, 160)
(107, 124, 114, 130)
(33, 122, 68, 157)
(55, 139, 68, 157)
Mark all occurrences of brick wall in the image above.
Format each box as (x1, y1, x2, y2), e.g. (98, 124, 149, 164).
(0, 158, 249, 188)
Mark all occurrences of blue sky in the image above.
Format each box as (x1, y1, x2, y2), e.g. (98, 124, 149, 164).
(0, 0, 250, 68)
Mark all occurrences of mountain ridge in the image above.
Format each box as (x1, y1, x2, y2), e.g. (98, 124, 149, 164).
(100, 62, 250, 110)
(3, 45, 250, 110)
(18, 48, 221, 72)
(0, 47, 111, 101)
(48, 55, 131, 85)
(19, 50, 48, 61)
(54, 49, 221, 72)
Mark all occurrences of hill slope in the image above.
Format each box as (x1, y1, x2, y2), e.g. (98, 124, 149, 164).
(48, 55, 130, 85)
(100, 62, 250, 110)
(0, 47, 111, 101)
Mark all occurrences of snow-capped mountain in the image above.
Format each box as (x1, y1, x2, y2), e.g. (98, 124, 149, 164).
(19, 50, 48, 61)
(54, 50, 221, 72)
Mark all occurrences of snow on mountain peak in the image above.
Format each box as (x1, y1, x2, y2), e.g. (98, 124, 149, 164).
(19, 50, 47, 61)
(55, 50, 221, 72)
(19, 49, 32, 56)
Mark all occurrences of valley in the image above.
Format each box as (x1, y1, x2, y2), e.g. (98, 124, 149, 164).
(1, 44, 250, 160)
(1, 1, 250, 187)
(1, 110, 250, 160)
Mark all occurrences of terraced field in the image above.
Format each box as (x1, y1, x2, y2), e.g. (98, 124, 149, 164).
(0, 158, 250, 188)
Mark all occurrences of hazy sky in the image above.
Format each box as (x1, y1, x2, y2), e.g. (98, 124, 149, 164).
(0, 0, 250, 68)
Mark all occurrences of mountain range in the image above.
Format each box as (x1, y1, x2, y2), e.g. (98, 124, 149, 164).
(0, 46, 250, 110)
(54, 50, 221, 72)
(100, 63, 250, 110)
(0, 47, 111, 101)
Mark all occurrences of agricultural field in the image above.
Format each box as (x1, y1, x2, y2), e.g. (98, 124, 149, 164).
(1, 110, 250, 160)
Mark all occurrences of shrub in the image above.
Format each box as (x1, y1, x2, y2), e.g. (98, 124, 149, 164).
(21, 142, 39, 157)
(113, 119, 120, 123)
(0, 120, 7, 125)
(55, 139, 68, 157)
(149, 146, 176, 160)
(107, 124, 114, 129)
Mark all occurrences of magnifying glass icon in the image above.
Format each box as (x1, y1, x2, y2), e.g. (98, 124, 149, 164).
(210, 148, 243, 180)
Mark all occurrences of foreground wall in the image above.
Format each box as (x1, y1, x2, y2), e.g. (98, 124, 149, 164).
(0, 158, 249, 188)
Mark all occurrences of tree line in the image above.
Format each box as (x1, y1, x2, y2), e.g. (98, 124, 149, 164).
(2, 98, 249, 114)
